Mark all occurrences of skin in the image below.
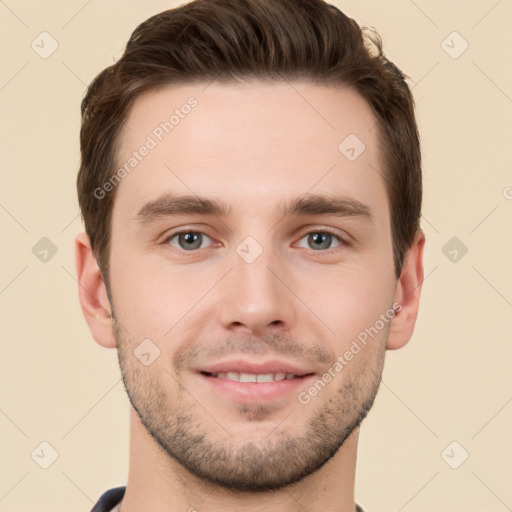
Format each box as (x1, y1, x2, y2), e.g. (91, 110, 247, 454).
(75, 81, 425, 512)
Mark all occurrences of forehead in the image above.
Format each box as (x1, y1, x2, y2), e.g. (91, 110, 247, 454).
(113, 80, 386, 221)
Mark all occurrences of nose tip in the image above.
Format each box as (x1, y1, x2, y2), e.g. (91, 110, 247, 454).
(229, 317, 285, 336)
(217, 256, 296, 336)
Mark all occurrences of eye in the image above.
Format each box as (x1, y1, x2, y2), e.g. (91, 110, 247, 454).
(166, 231, 213, 251)
(297, 231, 343, 251)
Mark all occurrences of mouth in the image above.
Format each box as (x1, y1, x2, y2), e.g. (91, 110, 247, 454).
(200, 371, 311, 383)
(195, 360, 316, 402)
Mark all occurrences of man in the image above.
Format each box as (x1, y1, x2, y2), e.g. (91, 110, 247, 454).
(75, 0, 425, 510)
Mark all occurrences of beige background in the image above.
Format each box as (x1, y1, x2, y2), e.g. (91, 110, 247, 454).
(1, 0, 511, 511)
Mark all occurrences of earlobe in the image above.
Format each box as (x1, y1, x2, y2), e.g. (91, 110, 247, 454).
(74, 232, 116, 349)
(386, 230, 426, 351)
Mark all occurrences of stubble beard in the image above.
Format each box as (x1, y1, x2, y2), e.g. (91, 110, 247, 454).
(113, 317, 385, 492)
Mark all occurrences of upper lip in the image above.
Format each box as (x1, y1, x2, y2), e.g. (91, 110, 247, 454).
(196, 359, 315, 376)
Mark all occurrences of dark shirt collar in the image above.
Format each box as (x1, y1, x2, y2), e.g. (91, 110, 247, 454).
(90, 486, 366, 512)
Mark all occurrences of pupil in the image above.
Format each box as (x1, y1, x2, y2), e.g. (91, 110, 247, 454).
(181, 232, 200, 249)
(310, 233, 330, 249)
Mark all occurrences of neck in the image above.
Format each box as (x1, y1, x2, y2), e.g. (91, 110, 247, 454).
(120, 408, 359, 512)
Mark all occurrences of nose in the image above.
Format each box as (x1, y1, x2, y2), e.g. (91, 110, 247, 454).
(216, 245, 297, 337)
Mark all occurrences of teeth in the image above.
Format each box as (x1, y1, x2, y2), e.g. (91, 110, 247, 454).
(211, 371, 297, 382)
(240, 372, 257, 382)
(256, 373, 274, 382)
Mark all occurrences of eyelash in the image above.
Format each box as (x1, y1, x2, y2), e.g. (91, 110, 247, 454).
(162, 227, 349, 253)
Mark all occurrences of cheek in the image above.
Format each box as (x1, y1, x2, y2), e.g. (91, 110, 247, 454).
(109, 247, 217, 338)
(301, 265, 395, 347)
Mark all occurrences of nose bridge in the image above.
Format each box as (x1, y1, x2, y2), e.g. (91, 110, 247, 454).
(218, 237, 296, 334)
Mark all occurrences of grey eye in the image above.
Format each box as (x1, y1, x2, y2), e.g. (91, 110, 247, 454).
(169, 232, 211, 250)
(297, 232, 341, 251)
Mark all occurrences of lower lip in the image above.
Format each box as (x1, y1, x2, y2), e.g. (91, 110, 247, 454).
(198, 373, 316, 402)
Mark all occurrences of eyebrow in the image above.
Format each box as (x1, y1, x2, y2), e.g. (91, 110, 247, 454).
(134, 194, 231, 224)
(133, 192, 373, 225)
(280, 193, 373, 221)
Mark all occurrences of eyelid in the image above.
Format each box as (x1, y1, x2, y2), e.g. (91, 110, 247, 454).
(294, 226, 350, 246)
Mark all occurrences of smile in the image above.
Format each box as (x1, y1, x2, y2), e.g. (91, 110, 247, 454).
(202, 371, 303, 382)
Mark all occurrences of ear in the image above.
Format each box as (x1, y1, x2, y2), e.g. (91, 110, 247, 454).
(74, 232, 116, 349)
(387, 229, 426, 350)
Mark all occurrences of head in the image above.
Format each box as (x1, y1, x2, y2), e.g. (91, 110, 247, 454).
(76, 0, 424, 492)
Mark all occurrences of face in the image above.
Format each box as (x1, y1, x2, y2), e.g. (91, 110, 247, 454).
(108, 81, 398, 491)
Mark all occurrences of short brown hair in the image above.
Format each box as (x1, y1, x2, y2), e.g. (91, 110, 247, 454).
(77, 0, 421, 290)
